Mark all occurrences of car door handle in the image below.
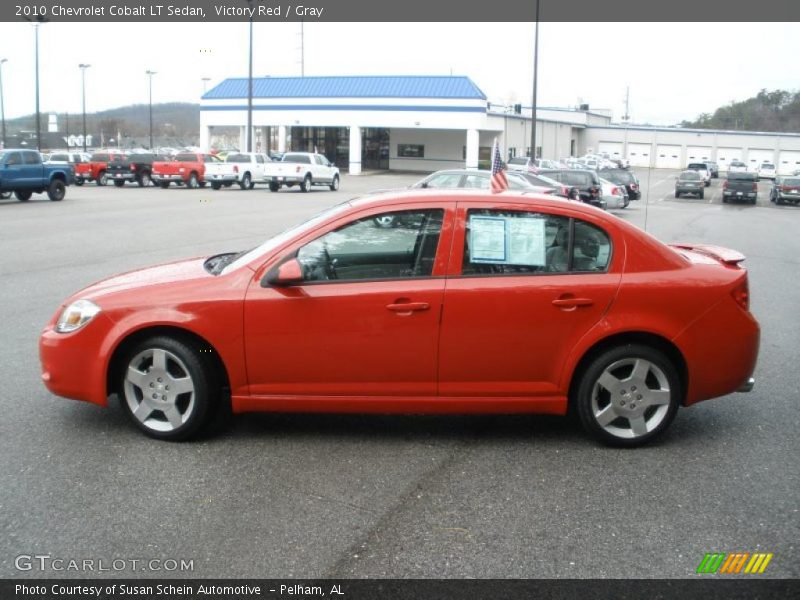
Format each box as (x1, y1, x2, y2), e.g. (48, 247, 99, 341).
(552, 297, 594, 309)
(386, 301, 430, 313)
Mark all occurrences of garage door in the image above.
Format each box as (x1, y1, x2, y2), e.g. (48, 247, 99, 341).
(627, 143, 651, 167)
(655, 145, 681, 169)
(747, 149, 775, 173)
(717, 147, 743, 172)
(598, 142, 623, 159)
(686, 146, 713, 164)
(778, 150, 800, 175)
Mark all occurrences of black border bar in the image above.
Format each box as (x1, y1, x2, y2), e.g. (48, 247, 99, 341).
(2, 0, 800, 22)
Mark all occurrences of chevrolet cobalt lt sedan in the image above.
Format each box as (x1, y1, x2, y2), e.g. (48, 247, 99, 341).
(40, 191, 759, 446)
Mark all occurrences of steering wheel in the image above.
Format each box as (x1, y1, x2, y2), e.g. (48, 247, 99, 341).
(321, 243, 338, 280)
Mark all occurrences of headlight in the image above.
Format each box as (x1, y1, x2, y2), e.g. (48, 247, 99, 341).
(56, 299, 101, 333)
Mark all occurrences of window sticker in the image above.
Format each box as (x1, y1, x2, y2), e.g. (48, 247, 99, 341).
(470, 217, 506, 262)
(469, 215, 547, 266)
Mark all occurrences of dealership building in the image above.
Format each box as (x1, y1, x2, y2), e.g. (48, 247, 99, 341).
(200, 75, 800, 175)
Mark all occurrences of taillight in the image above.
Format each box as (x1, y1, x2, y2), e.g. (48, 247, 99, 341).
(731, 277, 750, 311)
(752, 183, 758, 192)
(630, 183, 638, 191)
(590, 186, 599, 197)
(561, 186, 568, 197)
(130, 163, 136, 171)
(233, 165, 239, 173)
(611, 186, 621, 196)
(723, 181, 729, 189)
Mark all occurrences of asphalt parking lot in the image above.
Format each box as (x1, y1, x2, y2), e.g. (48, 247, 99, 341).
(0, 169, 798, 579)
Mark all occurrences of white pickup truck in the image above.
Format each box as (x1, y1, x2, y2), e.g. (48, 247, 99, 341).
(205, 152, 271, 190)
(263, 152, 340, 192)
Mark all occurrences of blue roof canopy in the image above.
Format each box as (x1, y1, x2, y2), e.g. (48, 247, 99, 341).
(203, 76, 487, 101)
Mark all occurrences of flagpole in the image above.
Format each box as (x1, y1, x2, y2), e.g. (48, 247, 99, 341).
(530, 0, 540, 159)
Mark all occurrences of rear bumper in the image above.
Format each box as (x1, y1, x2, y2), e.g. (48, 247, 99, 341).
(723, 190, 757, 198)
(152, 174, 185, 183)
(208, 174, 238, 183)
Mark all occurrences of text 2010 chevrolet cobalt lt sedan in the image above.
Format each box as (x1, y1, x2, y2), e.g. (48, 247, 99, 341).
(40, 191, 759, 446)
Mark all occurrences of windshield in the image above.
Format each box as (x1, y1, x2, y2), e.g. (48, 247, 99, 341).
(727, 172, 755, 181)
(783, 178, 800, 186)
(220, 201, 353, 275)
(602, 170, 634, 183)
(687, 164, 707, 170)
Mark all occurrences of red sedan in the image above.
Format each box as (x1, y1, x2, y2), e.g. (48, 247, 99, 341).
(39, 191, 759, 446)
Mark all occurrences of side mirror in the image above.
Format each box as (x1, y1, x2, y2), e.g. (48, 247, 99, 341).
(420, 182, 429, 189)
(263, 258, 304, 287)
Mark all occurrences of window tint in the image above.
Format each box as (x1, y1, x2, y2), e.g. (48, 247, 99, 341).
(5, 152, 22, 166)
(728, 172, 756, 181)
(297, 209, 444, 282)
(462, 210, 611, 275)
(680, 172, 702, 180)
(283, 153, 311, 164)
(782, 177, 800, 186)
(687, 163, 708, 170)
(91, 153, 108, 162)
(507, 157, 528, 165)
(760, 163, 774, 169)
(23, 152, 41, 165)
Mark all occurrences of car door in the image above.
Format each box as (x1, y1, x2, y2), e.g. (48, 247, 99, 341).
(244, 202, 455, 398)
(2, 151, 24, 186)
(438, 201, 622, 399)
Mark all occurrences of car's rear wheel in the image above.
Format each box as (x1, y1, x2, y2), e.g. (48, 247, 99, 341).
(138, 172, 151, 187)
(74, 179, 85, 187)
(574, 344, 681, 447)
(119, 336, 218, 441)
(160, 182, 170, 189)
(211, 182, 221, 190)
(114, 179, 125, 188)
(269, 182, 280, 192)
(187, 172, 199, 189)
(47, 179, 66, 201)
(674, 191, 680, 198)
(15, 190, 33, 202)
(699, 191, 704, 199)
(97, 171, 108, 186)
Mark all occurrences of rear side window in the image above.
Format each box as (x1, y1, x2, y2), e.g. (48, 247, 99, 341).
(226, 153, 249, 163)
(49, 153, 69, 162)
(462, 210, 612, 275)
(284, 153, 311, 164)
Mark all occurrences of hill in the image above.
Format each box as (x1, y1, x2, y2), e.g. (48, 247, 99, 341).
(680, 89, 800, 133)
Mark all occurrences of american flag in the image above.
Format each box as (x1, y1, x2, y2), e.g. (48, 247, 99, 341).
(491, 139, 508, 193)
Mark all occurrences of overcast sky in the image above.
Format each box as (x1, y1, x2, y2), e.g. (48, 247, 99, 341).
(0, 21, 796, 125)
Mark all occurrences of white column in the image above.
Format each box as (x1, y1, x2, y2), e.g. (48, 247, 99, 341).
(349, 125, 362, 175)
(238, 126, 246, 152)
(465, 129, 479, 169)
(278, 125, 287, 152)
(200, 125, 210, 151)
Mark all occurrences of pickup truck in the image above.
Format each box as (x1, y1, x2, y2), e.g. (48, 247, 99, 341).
(151, 152, 219, 188)
(86, 150, 128, 186)
(107, 153, 169, 187)
(46, 152, 90, 186)
(263, 152, 340, 192)
(205, 152, 271, 190)
(722, 171, 758, 204)
(0, 148, 74, 202)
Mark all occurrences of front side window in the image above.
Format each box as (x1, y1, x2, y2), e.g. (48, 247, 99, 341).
(462, 210, 611, 275)
(296, 209, 444, 282)
(420, 173, 463, 188)
(5, 152, 22, 166)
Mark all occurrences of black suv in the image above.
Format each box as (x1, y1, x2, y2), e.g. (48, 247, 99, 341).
(107, 153, 168, 187)
(537, 169, 604, 207)
(599, 168, 641, 200)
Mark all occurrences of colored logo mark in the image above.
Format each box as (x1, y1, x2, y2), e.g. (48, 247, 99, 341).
(696, 552, 773, 574)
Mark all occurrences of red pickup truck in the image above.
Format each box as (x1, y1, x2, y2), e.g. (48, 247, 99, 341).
(84, 150, 128, 186)
(151, 152, 219, 188)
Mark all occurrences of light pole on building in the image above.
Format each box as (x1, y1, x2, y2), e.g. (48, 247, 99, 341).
(0, 58, 7, 149)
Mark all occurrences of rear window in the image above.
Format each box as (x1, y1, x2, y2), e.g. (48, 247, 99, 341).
(562, 172, 591, 186)
(507, 157, 528, 166)
(602, 170, 634, 184)
(760, 163, 775, 169)
(175, 153, 198, 162)
(49, 153, 70, 162)
(91, 153, 109, 162)
(687, 163, 708, 170)
(727, 172, 756, 181)
(679, 171, 702, 181)
(282, 153, 312, 164)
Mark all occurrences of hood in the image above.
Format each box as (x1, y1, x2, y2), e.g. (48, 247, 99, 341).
(75, 257, 211, 301)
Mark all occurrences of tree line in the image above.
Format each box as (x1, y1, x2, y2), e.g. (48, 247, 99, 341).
(681, 89, 800, 133)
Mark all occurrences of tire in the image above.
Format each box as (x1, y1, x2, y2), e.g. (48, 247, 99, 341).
(187, 172, 199, 189)
(160, 182, 170, 189)
(138, 172, 152, 187)
(199, 181, 207, 188)
(699, 191, 704, 199)
(776, 195, 784, 205)
(300, 174, 312, 193)
(47, 179, 66, 201)
(674, 192, 680, 198)
(269, 182, 280, 192)
(114, 179, 125, 188)
(329, 175, 340, 191)
(97, 171, 108, 186)
(211, 182, 221, 190)
(574, 344, 681, 447)
(723, 197, 728, 203)
(118, 336, 220, 441)
(15, 190, 33, 202)
(239, 173, 252, 190)
(74, 179, 85, 187)
(750, 197, 757, 205)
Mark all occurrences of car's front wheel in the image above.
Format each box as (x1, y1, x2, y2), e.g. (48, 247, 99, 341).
(574, 344, 681, 447)
(47, 179, 66, 201)
(329, 175, 340, 191)
(239, 173, 252, 190)
(119, 336, 219, 441)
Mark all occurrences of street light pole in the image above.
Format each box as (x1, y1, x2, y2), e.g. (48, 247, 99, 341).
(146, 70, 156, 149)
(530, 0, 540, 159)
(34, 22, 42, 150)
(0, 59, 7, 149)
(79, 63, 90, 153)
(247, 12, 254, 152)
